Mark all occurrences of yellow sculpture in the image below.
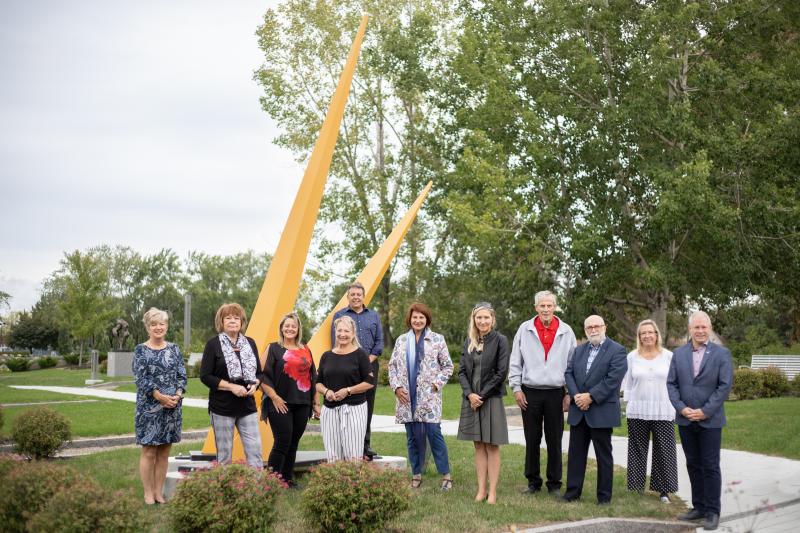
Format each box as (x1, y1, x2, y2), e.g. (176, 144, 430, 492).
(201, 15, 433, 463)
(202, 15, 369, 458)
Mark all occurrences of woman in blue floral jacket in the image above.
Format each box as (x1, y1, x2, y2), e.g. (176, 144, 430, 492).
(133, 307, 187, 505)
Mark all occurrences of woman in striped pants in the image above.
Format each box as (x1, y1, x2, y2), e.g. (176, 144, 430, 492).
(316, 316, 374, 461)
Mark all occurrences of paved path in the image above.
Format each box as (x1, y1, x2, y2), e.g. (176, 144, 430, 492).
(14, 385, 800, 530)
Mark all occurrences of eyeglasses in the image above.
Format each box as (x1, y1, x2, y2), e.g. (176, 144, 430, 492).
(585, 324, 605, 330)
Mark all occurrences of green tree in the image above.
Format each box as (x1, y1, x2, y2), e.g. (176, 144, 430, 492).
(7, 311, 58, 352)
(437, 0, 800, 342)
(255, 0, 455, 347)
(49, 249, 118, 364)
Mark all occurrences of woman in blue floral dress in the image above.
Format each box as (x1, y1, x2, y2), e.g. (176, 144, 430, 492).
(133, 307, 187, 505)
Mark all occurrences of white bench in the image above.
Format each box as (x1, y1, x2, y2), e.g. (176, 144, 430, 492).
(750, 355, 800, 380)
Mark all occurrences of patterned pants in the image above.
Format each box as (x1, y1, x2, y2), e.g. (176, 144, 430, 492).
(626, 418, 679, 494)
(320, 402, 368, 461)
(210, 412, 263, 469)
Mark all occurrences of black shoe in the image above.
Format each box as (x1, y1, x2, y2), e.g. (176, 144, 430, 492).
(678, 509, 706, 522)
(703, 513, 720, 531)
(548, 488, 561, 496)
(521, 486, 541, 494)
(561, 495, 579, 503)
(364, 447, 377, 458)
(597, 500, 611, 506)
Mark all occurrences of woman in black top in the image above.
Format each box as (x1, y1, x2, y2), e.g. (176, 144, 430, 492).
(457, 302, 510, 504)
(260, 312, 320, 485)
(315, 315, 374, 461)
(200, 303, 263, 468)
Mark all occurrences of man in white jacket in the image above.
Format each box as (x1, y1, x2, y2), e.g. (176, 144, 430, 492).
(509, 291, 577, 495)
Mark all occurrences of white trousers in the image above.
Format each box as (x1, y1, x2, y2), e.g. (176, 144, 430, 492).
(320, 402, 368, 461)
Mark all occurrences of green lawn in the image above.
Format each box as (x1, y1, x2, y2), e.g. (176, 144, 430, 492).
(0, 400, 210, 438)
(115, 377, 208, 398)
(374, 383, 516, 420)
(719, 397, 800, 459)
(0, 367, 99, 387)
(69, 432, 680, 533)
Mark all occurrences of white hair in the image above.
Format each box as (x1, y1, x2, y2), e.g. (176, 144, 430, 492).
(534, 290, 557, 307)
(142, 307, 168, 326)
(688, 310, 712, 328)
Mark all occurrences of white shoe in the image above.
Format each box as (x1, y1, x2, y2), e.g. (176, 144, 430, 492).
(660, 495, 671, 504)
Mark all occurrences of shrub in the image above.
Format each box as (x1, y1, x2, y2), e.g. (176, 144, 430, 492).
(185, 360, 202, 379)
(6, 357, 31, 372)
(0, 454, 27, 480)
(63, 354, 80, 365)
(36, 356, 57, 369)
(732, 368, 763, 400)
(378, 363, 389, 386)
(11, 406, 71, 459)
(168, 463, 286, 533)
(302, 461, 411, 533)
(760, 366, 790, 398)
(0, 364, 10, 373)
(27, 480, 141, 533)
(99, 360, 108, 374)
(0, 462, 88, 532)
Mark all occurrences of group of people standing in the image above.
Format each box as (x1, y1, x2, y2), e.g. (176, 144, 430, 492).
(132, 286, 733, 531)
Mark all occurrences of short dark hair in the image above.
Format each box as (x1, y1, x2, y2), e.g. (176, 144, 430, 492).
(347, 281, 365, 295)
(405, 302, 432, 329)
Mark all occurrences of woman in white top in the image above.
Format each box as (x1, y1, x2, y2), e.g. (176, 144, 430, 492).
(622, 319, 678, 503)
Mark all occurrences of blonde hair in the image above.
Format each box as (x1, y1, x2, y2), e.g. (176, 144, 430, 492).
(214, 303, 248, 333)
(278, 312, 304, 347)
(635, 319, 663, 353)
(467, 302, 496, 352)
(333, 316, 360, 348)
(142, 307, 169, 327)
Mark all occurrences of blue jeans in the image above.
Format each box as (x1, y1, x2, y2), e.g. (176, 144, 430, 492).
(405, 423, 450, 475)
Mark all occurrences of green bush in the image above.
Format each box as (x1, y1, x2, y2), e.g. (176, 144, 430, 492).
(63, 354, 80, 365)
(26, 479, 140, 533)
(168, 463, 285, 533)
(0, 454, 27, 480)
(448, 362, 460, 384)
(185, 360, 202, 379)
(36, 356, 57, 369)
(0, 364, 10, 373)
(99, 360, 108, 374)
(302, 461, 411, 533)
(11, 406, 71, 459)
(791, 375, 800, 397)
(760, 366, 790, 398)
(0, 462, 88, 532)
(6, 357, 31, 372)
(733, 368, 763, 400)
(378, 363, 389, 386)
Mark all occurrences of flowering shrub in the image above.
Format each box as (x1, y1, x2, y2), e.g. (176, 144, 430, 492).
(760, 367, 790, 398)
(301, 461, 411, 532)
(26, 480, 140, 533)
(733, 368, 763, 400)
(11, 406, 71, 459)
(0, 453, 27, 480)
(168, 463, 286, 533)
(0, 462, 88, 532)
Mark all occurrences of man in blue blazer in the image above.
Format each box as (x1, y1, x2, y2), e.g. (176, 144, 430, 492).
(667, 311, 733, 531)
(562, 315, 628, 504)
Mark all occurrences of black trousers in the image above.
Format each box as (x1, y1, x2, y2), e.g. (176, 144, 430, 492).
(364, 360, 379, 452)
(564, 418, 614, 503)
(521, 386, 565, 490)
(266, 403, 310, 482)
(679, 424, 722, 515)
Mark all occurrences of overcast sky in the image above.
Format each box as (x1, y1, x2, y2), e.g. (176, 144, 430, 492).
(0, 0, 307, 312)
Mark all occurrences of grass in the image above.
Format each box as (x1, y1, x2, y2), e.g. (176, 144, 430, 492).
(67, 432, 680, 533)
(374, 383, 516, 420)
(719, 397, 800, 459)
(0, 400, 210, 438)
(0, 367, 98, 387)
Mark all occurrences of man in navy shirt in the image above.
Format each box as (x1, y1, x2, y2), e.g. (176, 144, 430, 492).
(331, 281, 384, 458)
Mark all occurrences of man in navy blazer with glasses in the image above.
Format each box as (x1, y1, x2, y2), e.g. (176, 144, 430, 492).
(667, 311, 733, 532)
(562, 315, 627, 505)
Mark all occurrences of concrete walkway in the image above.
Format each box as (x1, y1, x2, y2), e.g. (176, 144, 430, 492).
(13, 385, 800, 530)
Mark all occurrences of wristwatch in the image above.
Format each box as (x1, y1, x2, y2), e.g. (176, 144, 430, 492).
(347, 387, 352, 396)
